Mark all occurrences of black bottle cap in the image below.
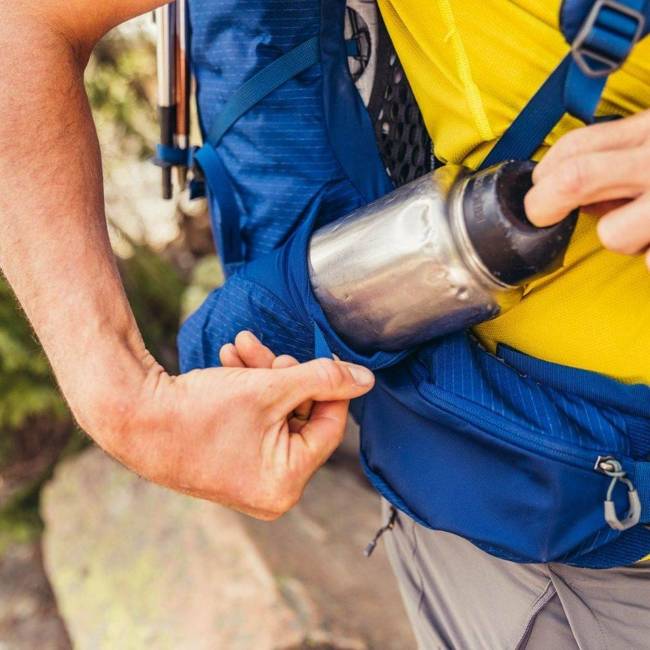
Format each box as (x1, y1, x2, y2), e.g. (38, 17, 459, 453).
(461, 160, 578, 286)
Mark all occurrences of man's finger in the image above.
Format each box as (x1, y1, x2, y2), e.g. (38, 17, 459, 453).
(597, 194, 650, 255)
(219, 343, 245, 368)
(645, 248, 650, 272)
(234, 331, 276, 368)
(272, 355, 313, 424)
(525, 148, 647, 226)
(581, 199, 630, 218)
(272, 354, 300, 369)
(298, 399, 349, 469)
(534, 111, 650, 182)
(266, 358, 374, 417)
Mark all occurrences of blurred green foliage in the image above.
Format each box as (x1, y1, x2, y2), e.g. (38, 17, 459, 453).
(0, 280, 68, 434)
(120, 244, 185, 373)
(85, 29, 158, 158)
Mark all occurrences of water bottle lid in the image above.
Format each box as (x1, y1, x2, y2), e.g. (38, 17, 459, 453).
(461, 161, 578, 287)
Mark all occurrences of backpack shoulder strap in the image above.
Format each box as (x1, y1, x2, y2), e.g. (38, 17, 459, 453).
(481, 0, 648, 169)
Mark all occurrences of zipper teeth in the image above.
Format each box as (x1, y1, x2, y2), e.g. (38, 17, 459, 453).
(410, 362, 600, 471)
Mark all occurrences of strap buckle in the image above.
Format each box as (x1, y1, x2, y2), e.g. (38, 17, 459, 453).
(595, 456, 642, 531)
(571, 0, 645, 78)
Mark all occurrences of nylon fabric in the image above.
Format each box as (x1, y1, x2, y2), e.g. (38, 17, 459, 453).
(467, 0, 649, 166)
(178, 0, 650, 568)
(207, 35, 321, 146)
(179, 194, 650, 565)
(360, 334, 650, 567)
(379, 0, 650, 386)
(188, 0, 389, 267)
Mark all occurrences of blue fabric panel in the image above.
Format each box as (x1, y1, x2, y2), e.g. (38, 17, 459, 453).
(637, 463, 650, 523)
(180, 0, 650, 569)
(179, 185, 347, 369)
(188, 0, 390, 265)
(319, 1, 394, 202)
(178, 272, 314, 371)
(207, 35, 321, 146)
(178, 183, 403, 371)
(360, 334, 650, 566)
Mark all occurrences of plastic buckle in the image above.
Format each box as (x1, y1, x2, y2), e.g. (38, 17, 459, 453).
(571, 0, 645, 78)
(595, 456, 642, 531)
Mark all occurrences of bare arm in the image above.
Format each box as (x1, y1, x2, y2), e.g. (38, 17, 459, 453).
(0, 2, 161, 445)
(0, 2, 374, 518)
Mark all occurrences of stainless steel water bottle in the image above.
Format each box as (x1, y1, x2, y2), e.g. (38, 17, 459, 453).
(308, 160, 577, 351)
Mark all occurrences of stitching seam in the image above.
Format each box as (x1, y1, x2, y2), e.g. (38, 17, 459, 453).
(436, 0, 495, 142)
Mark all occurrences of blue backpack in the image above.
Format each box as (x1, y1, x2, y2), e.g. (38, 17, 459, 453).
(172, 0, 650, 568)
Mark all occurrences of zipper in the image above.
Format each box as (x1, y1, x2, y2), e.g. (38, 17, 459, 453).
(409, 360, 612, 473)
(406, 362, 642, 533)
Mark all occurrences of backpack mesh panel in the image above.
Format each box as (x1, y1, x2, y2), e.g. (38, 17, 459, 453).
(365, 14, 434, 186)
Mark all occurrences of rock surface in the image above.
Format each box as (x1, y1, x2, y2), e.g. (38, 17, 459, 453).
(41, 433, 415, 650)
(41, 448, 303, 650)
(243, 428, 416, 650)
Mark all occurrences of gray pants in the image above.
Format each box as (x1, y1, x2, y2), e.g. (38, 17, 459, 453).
(382, 502, 650, 650)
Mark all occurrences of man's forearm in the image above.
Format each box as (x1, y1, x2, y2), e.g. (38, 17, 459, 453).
(0, 2, 374, 520)
(0, 16, 151, 446)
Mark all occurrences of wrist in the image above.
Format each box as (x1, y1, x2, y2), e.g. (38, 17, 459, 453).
(65, 327, 160, 457)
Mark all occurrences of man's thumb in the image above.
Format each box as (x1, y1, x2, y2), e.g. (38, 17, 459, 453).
(271, 358, 375, 414)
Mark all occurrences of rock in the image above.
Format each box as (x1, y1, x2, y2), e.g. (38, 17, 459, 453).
(241, 422, 416, 650)
(41, 447, 304, 650)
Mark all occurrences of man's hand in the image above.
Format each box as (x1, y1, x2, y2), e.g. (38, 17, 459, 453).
(0, 1, 374, 520)
(117, 344, 373, 520)
(525, 110, 650, 270)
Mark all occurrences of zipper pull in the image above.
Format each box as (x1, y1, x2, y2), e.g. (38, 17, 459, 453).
(594, 456, 641, 531)
(364, 507, 398, 558)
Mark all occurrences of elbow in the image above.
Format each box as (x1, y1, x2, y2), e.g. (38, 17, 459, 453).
(1, 9, 95, 71)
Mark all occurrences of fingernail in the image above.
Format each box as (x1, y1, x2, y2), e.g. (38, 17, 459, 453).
(523, 189, 543, 225)
(597, 218, 616, 248)
(347, 364, 375, 386)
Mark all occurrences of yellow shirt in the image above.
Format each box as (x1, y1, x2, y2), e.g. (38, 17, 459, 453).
(379, 0, 650, 385)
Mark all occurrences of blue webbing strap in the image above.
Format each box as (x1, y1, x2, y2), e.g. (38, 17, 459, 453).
(154, 144, 194, 168)
(194, 145, 243, 266)
(480, 56, 573, 169)
(207, 35, 321, 146)
(481, 0, 647, 169)
(564, 0, 647, 121)
(195, 35, 321, 265)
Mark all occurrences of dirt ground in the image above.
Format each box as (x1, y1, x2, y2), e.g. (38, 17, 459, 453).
(0, 542, 71, 650)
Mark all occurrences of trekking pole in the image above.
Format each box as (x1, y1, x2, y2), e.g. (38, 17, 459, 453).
(155, 2, 176, 199)
(175, 0, 190, 191)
